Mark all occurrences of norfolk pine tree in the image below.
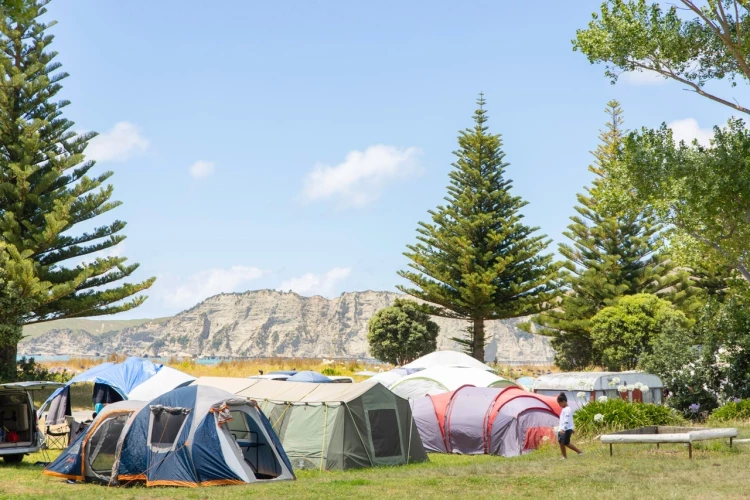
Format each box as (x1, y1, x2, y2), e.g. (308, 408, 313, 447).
(0, 0, 154, 380)
(525, 101, 697, 369)
(399, 95, 559, 362)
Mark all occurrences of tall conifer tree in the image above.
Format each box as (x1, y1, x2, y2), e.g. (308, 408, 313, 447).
(399, 95, 559, 361)
(0, 0, 154, 379)
(528, 101, 697, 369)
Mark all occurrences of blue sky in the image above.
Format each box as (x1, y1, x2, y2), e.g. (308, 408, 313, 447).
(44, 1, 742, 318)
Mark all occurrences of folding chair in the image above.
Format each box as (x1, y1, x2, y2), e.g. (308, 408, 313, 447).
(44, 423, 69, 450)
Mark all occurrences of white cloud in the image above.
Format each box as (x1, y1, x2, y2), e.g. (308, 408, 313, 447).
(163, 266, 268, 309)
(189, 160, 216, 179)
(86, 122, 149, 162)
(620, 69, 667, 86)
(667, 118, 714, 146)
(303, 145, 422, 208)
(278, 267, 352, 297)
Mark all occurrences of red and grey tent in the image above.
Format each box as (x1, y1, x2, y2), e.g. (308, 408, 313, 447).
(411, 386, 561, 457)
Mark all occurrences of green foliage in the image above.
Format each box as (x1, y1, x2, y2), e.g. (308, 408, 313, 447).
(399, 94, 560, 360)
(574, 398, 683, 436)
(320, 367, 341, 376)
(709, 399, 750, 423)
(0, 0, 155, 379)
(590, 293, 688, 370)
(696, 296, 750, 400)
(574, 0, 750, 117)
(16, 356, 71, 383)
(367, 298, 439, 365)
(610, 119, 750, 285)
(639, 298, 750, 419)
(576, 0, 750, 286)
(527, 101, 698, 370)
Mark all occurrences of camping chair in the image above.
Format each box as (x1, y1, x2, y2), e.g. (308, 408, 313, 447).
(232, 432, 259, 474)
(44, 423, 69, 450)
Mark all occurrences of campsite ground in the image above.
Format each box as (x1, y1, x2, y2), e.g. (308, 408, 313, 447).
(5, 428, 750, 500)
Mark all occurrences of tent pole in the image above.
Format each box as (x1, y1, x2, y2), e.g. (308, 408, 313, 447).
(406, 406, 413, 465)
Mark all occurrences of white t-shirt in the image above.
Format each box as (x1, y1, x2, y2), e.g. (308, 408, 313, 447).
(559, 406, 574, 431)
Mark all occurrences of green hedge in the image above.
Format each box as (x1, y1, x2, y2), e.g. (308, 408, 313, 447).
(708, 399, 750, 423)
(574, 398, 684, 435)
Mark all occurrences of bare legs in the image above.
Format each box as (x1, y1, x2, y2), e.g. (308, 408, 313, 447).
(559, 440, 582, 459)
(566, 443, 582, 454)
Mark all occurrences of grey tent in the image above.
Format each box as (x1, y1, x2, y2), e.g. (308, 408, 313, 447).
(193, 377, 428, 470)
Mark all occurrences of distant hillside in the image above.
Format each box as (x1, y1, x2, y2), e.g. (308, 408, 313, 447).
(22, 317, 169, 339)
(19, 290, 555, 364)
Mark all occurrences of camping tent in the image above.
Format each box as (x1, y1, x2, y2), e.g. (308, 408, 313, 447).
(42, 358, 164, 424)
(389, 366, 517, 400)
(43, 400, 146, 484)
(192, 377, 428, 470)
(126, 366, 195, 401)
(285, 371, 332, 383)
(403, 351, 494, 371)
(411, 386, 561, 457)
(366, 367, 423, 388)
(44, 385, 295, 487)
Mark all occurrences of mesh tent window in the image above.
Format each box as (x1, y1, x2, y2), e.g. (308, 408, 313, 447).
(87, 413, 131, 476)
(367, 409, 402, 458)
(228, 411, 252, 441)
(149, 407, 190, 448)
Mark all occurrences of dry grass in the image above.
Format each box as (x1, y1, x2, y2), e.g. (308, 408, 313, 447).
(39, 357, 385, 381)
(489, 363, 558, 379)
(41, 356, 557, 381)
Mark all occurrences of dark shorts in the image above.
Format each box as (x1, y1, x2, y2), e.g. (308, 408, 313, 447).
(558, 429, 573, 445)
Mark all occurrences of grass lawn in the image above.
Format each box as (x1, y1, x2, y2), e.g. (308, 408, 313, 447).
(3, 430, 750, 500)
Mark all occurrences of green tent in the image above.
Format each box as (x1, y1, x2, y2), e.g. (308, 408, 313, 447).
(192, 377, 428, 471)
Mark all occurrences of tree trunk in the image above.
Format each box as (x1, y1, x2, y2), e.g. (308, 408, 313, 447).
(0, 323, 22, 382)
(472, 317, 485, 362)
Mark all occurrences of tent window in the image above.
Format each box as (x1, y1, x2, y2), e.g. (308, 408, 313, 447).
(92, 383, 124, 405)
(228, 410, 250, 440)
(150, 409, 189, 447)
(367, 409, 402, 458)
(227, 410, 281, 479)
(88, 413, 130, 474)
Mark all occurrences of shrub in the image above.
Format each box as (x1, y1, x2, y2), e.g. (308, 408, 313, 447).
(367, 299, 439, 365)
(590, 293, 689, 371)
(574, 398, 683, 436)
(639, 323, 717, 420)
(640, 297, 750, 420)
(321, 367, 341, 376)
(709, 399, 750, 423)
(16, 357, 71, 383)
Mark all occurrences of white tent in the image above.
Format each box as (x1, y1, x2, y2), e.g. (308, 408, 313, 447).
(125, 366, 195, 401)
(389, 366, 517, 399)
(365, 367, 423, 388)
(403, 350, 493, 371)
